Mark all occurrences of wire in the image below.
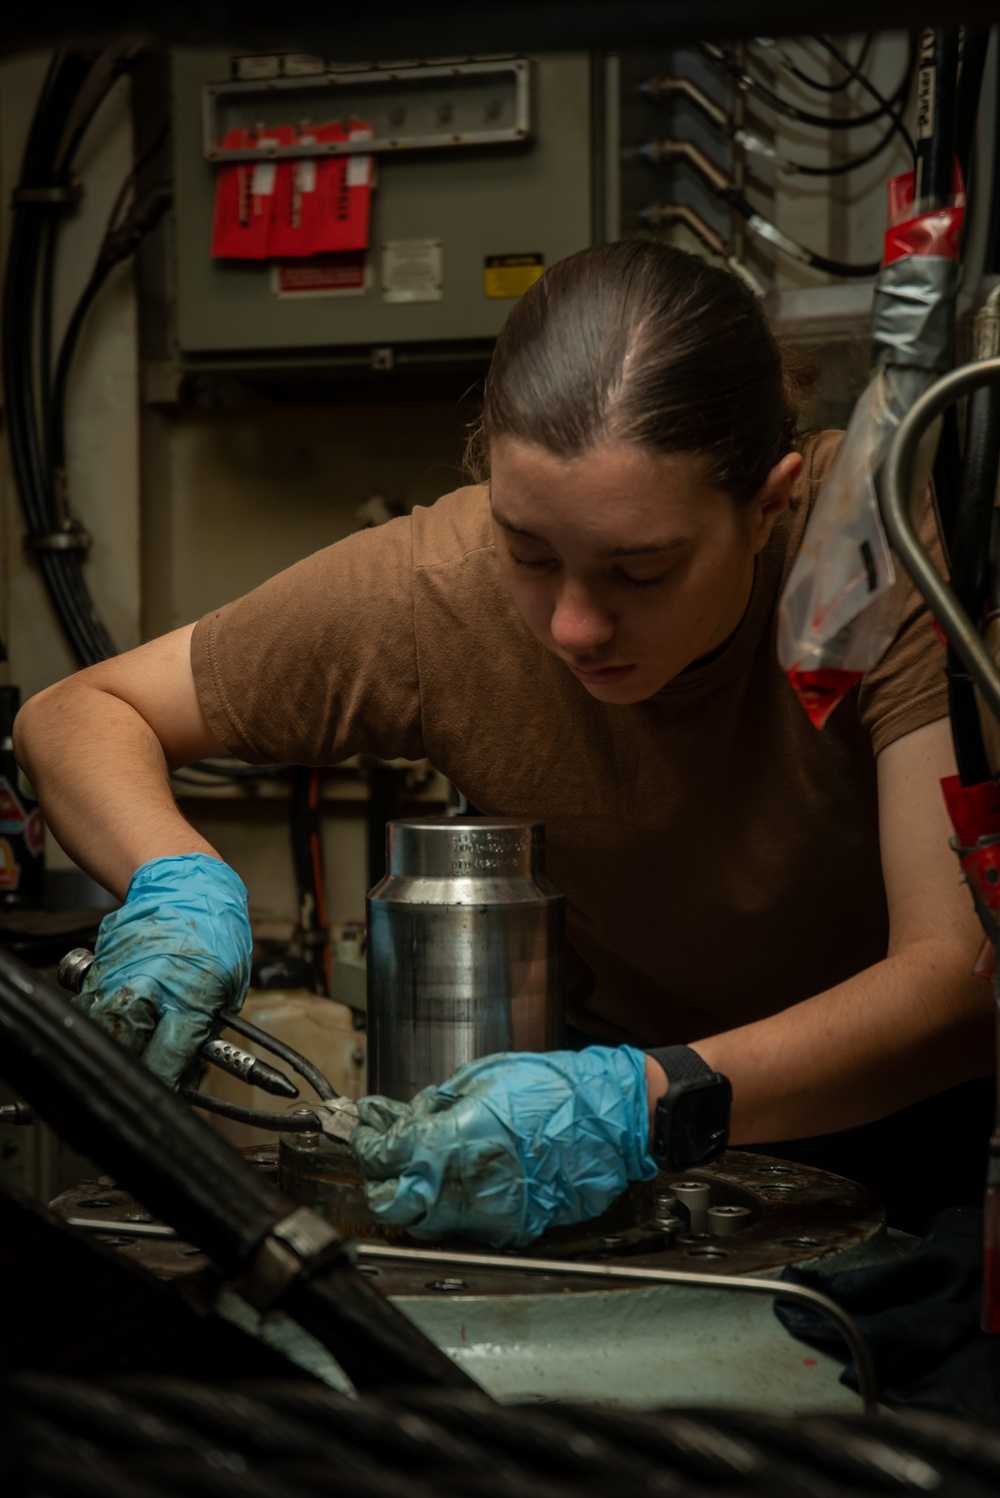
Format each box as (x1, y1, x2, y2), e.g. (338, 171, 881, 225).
(703, 36, 917, 141)
(180, 1089, 322, 1132)
(815, 36, 916, 162)
(639, 140, 880, 277)
(770, 33, 874, 94)
(786, 120, 907, 178)
(220, 1008, 338, 1102)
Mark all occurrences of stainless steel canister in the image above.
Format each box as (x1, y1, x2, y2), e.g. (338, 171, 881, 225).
(366, 818, 565, 1101)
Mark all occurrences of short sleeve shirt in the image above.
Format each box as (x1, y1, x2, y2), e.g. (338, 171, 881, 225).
(192, 433, 948, 1044)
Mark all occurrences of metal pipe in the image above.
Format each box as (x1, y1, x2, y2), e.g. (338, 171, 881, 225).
(880, 357, 1000, 726)
(63, 1213, 878, 1411)
(355, 1242, 879, 1415)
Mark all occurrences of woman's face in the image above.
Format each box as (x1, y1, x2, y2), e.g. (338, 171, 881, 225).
(489, 438, 801, 704)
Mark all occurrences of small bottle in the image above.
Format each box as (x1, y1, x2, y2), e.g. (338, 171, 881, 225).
(0, 686, 45, 906)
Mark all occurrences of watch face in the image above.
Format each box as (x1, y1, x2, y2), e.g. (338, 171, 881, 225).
(661, 1076, 732, 1170)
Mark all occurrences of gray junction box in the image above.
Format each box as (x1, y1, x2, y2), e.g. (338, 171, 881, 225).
(168, 51, 596, 367)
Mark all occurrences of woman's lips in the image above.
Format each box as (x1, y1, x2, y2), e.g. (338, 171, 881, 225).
(564, 661, 636, 685)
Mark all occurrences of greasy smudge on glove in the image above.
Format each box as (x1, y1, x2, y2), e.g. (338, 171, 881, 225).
(350, 1046, 657, 1248)
(74, 854, 252, 1089)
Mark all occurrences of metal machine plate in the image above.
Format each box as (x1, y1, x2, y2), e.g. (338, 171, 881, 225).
(49, 1148, 884, 1296)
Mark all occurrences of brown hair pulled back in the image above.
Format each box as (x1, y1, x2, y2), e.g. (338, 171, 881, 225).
(467, 239, 808, 505)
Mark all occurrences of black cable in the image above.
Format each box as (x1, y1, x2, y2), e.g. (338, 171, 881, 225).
(47, 261, 116, 476)
(947, 382, 1000, 786)
(955, 29, 991, 186)
(181, 1090, 322, 1133)
(49, 183, 172, 479)
(815, 35, 916, 163)
(2, 52, 108, 666)
(219, 1009, 337, 1102)
(703, 36, 917, 136)
(4, 48, 167, 671)
(788, 120, 907, 178)
(786, 34, 874, 93)
(0, 944, 477, 1392)
(916, 30, 961, 212)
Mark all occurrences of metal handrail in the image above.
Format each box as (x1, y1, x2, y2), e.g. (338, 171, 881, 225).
(879, 356, 1000, 725)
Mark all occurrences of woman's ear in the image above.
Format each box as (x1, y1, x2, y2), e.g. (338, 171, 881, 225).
(745, 451, 803, 553)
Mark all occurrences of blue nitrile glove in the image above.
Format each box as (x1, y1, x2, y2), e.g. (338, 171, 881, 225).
(73, 854, 252, 1089)
(349, 1046, 657, 1248)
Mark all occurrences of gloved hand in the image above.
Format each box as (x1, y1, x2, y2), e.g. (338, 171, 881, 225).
(350, 1046, 657, 1248)
(74, 853, 252, 1088)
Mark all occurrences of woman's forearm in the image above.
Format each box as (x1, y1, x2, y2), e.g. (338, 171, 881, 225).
(678, 941, 993, 1144)
(14, 627, 230, 899)
(14, 666, 221, 901)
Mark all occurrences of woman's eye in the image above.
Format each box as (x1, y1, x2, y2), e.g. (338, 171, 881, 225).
(510, 552, 556, 572)
(616, 568, 672, 590)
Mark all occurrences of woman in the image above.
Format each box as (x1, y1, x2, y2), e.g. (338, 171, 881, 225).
(15, 240, 993, 1245)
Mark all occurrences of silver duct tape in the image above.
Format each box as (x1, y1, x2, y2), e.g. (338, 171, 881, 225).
(870, 255, 959, 373)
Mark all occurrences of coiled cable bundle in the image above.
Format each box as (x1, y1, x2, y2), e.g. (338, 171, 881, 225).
(5, 1376, 1000, 1497)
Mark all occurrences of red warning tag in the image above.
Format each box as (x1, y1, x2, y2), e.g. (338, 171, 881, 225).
(211, 126, 295, 260)
(213, 122, 374, 261)
(0, 776, 25, 831)
(270, 122, 373, 257)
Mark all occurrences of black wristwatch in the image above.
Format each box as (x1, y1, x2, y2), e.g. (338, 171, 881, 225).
(647, 1045, 732, 1171)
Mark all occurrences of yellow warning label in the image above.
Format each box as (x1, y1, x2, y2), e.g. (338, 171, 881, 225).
(484, 254, 544, 299)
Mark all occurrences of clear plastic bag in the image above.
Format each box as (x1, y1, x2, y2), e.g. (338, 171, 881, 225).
(777, 371, 902, 728)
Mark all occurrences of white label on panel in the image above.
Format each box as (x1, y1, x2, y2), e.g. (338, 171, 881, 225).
(381, 239, 443, 304)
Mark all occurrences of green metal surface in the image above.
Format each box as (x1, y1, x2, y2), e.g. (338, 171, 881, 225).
(393, 1232, 912, 1411)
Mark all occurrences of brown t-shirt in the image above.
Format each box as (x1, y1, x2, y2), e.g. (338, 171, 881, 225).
(192, 432, 948, 1046)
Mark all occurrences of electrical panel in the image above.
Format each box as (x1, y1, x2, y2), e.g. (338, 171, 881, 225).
(166, 50, 597, 368)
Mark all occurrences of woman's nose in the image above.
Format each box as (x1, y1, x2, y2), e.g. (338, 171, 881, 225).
(549, 583, 615, 655)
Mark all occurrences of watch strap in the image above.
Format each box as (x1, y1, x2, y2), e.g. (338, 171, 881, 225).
(646, 1044, 715, 1085)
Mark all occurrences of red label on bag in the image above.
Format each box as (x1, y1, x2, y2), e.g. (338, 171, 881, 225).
(941, 773, 1000, 846)
(785, 666, 863, 729)
(883, 162, 966, 265)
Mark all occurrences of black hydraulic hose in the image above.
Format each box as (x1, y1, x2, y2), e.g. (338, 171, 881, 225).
(954, 29, 990, 186)
(815, 35, 915, 163)
(47, 261, 115, 476)
(0, 944, 478, 1392)
(916, 30, 960, 213)
(221, 1008, 337, 1102)
(182, 1090, 322, 1132)
(790, 120, 905, 178)
(49, 183, 172, 480)
(703, 36, 916, 135)
(949, 380, 1000, 784)
(2, 51, 118, 668)
(778, 33, 874, 94)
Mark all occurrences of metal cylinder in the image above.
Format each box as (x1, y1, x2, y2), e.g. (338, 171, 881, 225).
(366, 818, 565, 1101)
(672, 1179, 712, 1235)
(707, 1204, 752, 1237)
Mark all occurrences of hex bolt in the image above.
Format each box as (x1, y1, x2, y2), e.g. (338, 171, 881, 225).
(672, 1179, 711, 1234)
(707, 1204, 752, 1237)
(654, 1214, 683, 1248)
(654, 1190, 678, 1217)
